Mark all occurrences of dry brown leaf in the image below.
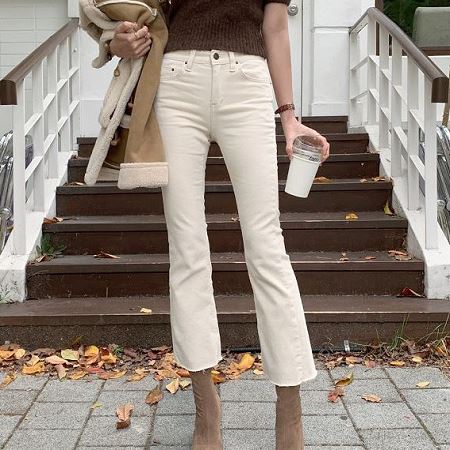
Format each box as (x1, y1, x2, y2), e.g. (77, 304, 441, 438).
(397, 287, 423, 298)
(372, 176, 388, 182)
(328, 386, 345, 402)
(146, 386, 164, 405)
(94, 251, 120, 259)
(55, 364, 67, 380)
(0, 372, 16, 388)
(43, 216, 64, 224)
(211, 370, 227, 384)
(84, 345, 99, 359)
(61, 349, 79, 361)
(176, 369, 190, 378)
(100, 348, 117, 365)
(335, 372, 354, 387)
(14, 348, 26, 360)
(345, 356, 363, 365)
(26, 354, 41, 366)
(364, 256, 377, 260)
(345, 212, 359, 220)
(45, 355, 69, 365)
(139, 308, 153, 314)
(314, 176, 330, 183)
(253, 369, 264, 376)
(166, 378, 180, 394)
(384, 200, 394, 215)
(360, 178, 368, 182)
(390, 360, 405, 367)
(116, 403, 133, 429)
(362, 394, 382, 402)
(179, 379, 191, 390)
(22, 361, 45, 375)
(68, 369, 88, 380)
(411, 356, 423, 364)
(416, 381, 431, 388)
(364, 360, 377, 368)
(0, 350, 16, 361)
(237, 353, 255, 371)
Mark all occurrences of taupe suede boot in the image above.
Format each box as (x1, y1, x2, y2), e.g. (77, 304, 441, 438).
(190, 367, 223, 450)
(275, 384, 304, 450)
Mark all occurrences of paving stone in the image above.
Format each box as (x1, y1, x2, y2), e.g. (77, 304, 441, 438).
(299, 369, 335, 391)
(305, 447, 364, 450)
(78, 416, 151, 447)
(329, 365, 387, 381)
(222, 428, 275, 449)
(157, 383, 196, 415)
(147, 447, 189, 450)
(222, 401, 274, 429)
(359, 428, 438, 450)
(339, 378, 402, 403)
(346, 403, 420, 429)
(440, 446, 450, 450)
(303, 415, 363, 446)
(238, 369, 269, 380)
(3, 428, 80, 450)
(220, 380, 276, 402)
(2, 374, 48, 390)
(77, 448, 145, 450)
(37, 379, 103, 402)
(299, 389, 346, 415)
(0, 415, 21, 447)
(402, 388, 450, 414)
(102, 375, 159, 391)
(91, 390, 156, 417)
(419, 414, 450, 444)
(152, 414, 194, 446)
(0, 390, 37, 414)
(19, 401, 91, 429)
(385, 367, 450, 389)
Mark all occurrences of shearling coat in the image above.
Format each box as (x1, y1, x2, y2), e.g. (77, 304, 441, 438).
(79, 0, 169, 190)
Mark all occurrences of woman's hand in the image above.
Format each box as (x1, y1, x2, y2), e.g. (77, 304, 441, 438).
(109, 21, 152, 59)
(281, 115, 330, 165)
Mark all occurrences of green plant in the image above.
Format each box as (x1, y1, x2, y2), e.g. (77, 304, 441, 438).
(384, 0, 450, 36)
(35, 234, 66, 262)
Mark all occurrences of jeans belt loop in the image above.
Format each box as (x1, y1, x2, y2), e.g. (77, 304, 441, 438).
(229, 51, 236, 72)
(185, 50, 196, 72)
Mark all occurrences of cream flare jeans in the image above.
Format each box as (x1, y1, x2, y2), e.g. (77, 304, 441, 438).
(154, 49, 318, 386)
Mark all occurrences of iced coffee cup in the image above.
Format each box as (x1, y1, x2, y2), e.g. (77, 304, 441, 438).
(284, 135, 324, 198)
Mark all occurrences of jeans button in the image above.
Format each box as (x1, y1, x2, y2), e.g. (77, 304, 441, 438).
(213, 52, 219, 60)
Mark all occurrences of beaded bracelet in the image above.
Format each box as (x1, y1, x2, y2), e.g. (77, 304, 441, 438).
(274, 103, 295, 115)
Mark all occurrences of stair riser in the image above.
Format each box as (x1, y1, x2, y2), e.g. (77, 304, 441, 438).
(275, 120, 347, 135)
(77, 138, 368, 159)
(56, 189, 392, 216)
(26, 270, 423, 298)
(1, 320, 445, 350)
(67, 159, 379, 183)
(45, 228, 406, 254)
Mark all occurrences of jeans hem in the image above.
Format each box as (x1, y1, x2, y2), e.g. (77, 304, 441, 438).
(266, 366, 319, 387)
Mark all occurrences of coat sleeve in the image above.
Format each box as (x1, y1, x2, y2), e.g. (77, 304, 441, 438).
(264, 0, 291, 5)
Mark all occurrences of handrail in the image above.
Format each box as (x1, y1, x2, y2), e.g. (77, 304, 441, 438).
(0, 18, 79, 105)
(350, 7, 448, 103)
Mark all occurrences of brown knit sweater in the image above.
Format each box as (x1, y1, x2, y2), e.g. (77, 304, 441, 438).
(161, 0, 291, 58)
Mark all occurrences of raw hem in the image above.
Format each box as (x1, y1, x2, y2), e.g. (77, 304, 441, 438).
(266, 366, 319, 387)
(172, 351, 223, 373)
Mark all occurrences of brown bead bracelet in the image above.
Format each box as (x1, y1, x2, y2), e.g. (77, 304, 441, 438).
(274, 103, 295, 115)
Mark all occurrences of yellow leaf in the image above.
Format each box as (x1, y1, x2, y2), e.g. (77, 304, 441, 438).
(45, 355, 69, 365)
(335, 372, 354, 387)
(22, 361, 45, 375)
(179, 379, 191, 390)
(108, 370, 127, 379)
(14, 349, 26, 360)
(139, 308, 153, 314)
(389, 360, 405, 367)
(411, 356, 423, 364)
(61, 349, 80, 361)
(416, 381, 431, 388)
(26, 354, 40, 366)
(211, 370, 227, 384)
(362, 394, 382, 403)
(166, 378, 180, 394)
(0, 350, 15, 360)
(100, 348, 117, 364)
(146, 386, 164, 405)
(0, 372, 16, 388)
(345, 212, 359, 221)
(384, 200, 394, 215)
(253, 369, 264, 376)
(90, 402, 103, 409)
(237, 353, 255, 371)
(84, 345, 100, 359)
(68, 370, 88, 380)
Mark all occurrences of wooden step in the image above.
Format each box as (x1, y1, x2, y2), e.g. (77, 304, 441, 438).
(56, 179, 393, 216)
(77, 133, 368, 158)
(275, 115, 349, 134)
(2, 294, 447, 349)
(26, 250, 424, 299)
(43, 211, 407, 254)
(68, 152, 380, 183)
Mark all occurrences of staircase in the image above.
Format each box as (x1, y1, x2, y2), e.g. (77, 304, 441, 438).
(2, 116, 449, 349)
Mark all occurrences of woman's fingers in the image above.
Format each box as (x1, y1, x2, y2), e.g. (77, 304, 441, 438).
(115, 21, 138, 36)
(135, 39, 153, 57)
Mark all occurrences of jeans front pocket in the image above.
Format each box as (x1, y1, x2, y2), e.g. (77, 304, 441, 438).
(238, 59, 272, 84)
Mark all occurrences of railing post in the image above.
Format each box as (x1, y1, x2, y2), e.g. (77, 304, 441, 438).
(367, 16, 377, 125)
(71, 27, 81, 151)
(47, 49, 59, 179)
(424, 80, 438, 250)
(378, 26, 390, 149)
(12, 81, 26, 256)
(349, 31, 362, 127)
(390, 39, 402, 177)
(59, 37, 71, 156)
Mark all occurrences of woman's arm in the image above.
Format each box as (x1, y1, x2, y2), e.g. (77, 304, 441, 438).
(262, 3, 330, 163)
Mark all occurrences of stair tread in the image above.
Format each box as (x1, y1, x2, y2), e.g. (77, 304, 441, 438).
(58, 178, 392, 194)
(1, 295, 447, 326)
(44, 211, 407, 230)
(27, 250, 424, 273)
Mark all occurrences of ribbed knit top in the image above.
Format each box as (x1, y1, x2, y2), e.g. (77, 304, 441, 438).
(162, 0, 291, 58)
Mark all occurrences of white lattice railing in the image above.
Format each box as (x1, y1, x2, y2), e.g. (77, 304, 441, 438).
(349, 7, 449, 250)
(0, 19, 80, 257)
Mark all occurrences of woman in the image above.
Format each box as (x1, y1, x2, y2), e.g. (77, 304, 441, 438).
(108, 1, 330, 448)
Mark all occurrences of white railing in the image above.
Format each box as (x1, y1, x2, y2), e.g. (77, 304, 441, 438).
(349, 7, 449, 250)
(0, 19, 80, 256)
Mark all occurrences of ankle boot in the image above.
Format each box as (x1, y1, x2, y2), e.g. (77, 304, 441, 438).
(190, 367, 223, 450)
(275, 384, 304, 450)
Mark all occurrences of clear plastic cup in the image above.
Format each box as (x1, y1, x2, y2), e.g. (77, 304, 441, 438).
(284, 135, 323, 198)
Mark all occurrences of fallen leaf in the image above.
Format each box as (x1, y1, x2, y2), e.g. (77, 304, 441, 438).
(335, 372, 354, 387)
(372, 176, 388, 182)
(328, 386, 345, 402)
(0, 350, 16, 361)
(411, 356, 423, 364)
(166, 378, 180, 394)
(416, 381, 431, 388)
(43, 216, 64, 224)
(139, 308, 153, 314)
(384, 200, 394, 215)
(237, 353, 255, 371)
(68, 370, 88, 380)
(90, 402, 103, 409)
(116, 403, 133, 429)
(397, 287, 423, 298)
(84, 345, 100, 359)
(364, 256, 377, 260)
(314, 176, 330, 183)
(146, 386, 164, 405)
(345, 212, 359, 220)
(94, 251, 120, 259)
(345, 356, 363, 365)
(179, 379, 191, 390)
(362, 394, 382, 402)
(14, 348, 26, 360)
(100, 348, 117, 365)
(22, 361, 45, 375)
(389, 360, 405, 367)
(55, 364, 67, 380)
(360, 178, 368, 182)
(0, 372, 16, 388)
(253, 369, 264, 376)
(176, 369, 190, 378)
(61, 349, 80, 361)
(211, 370, 227, 384)
(45, 355, 69, 365)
